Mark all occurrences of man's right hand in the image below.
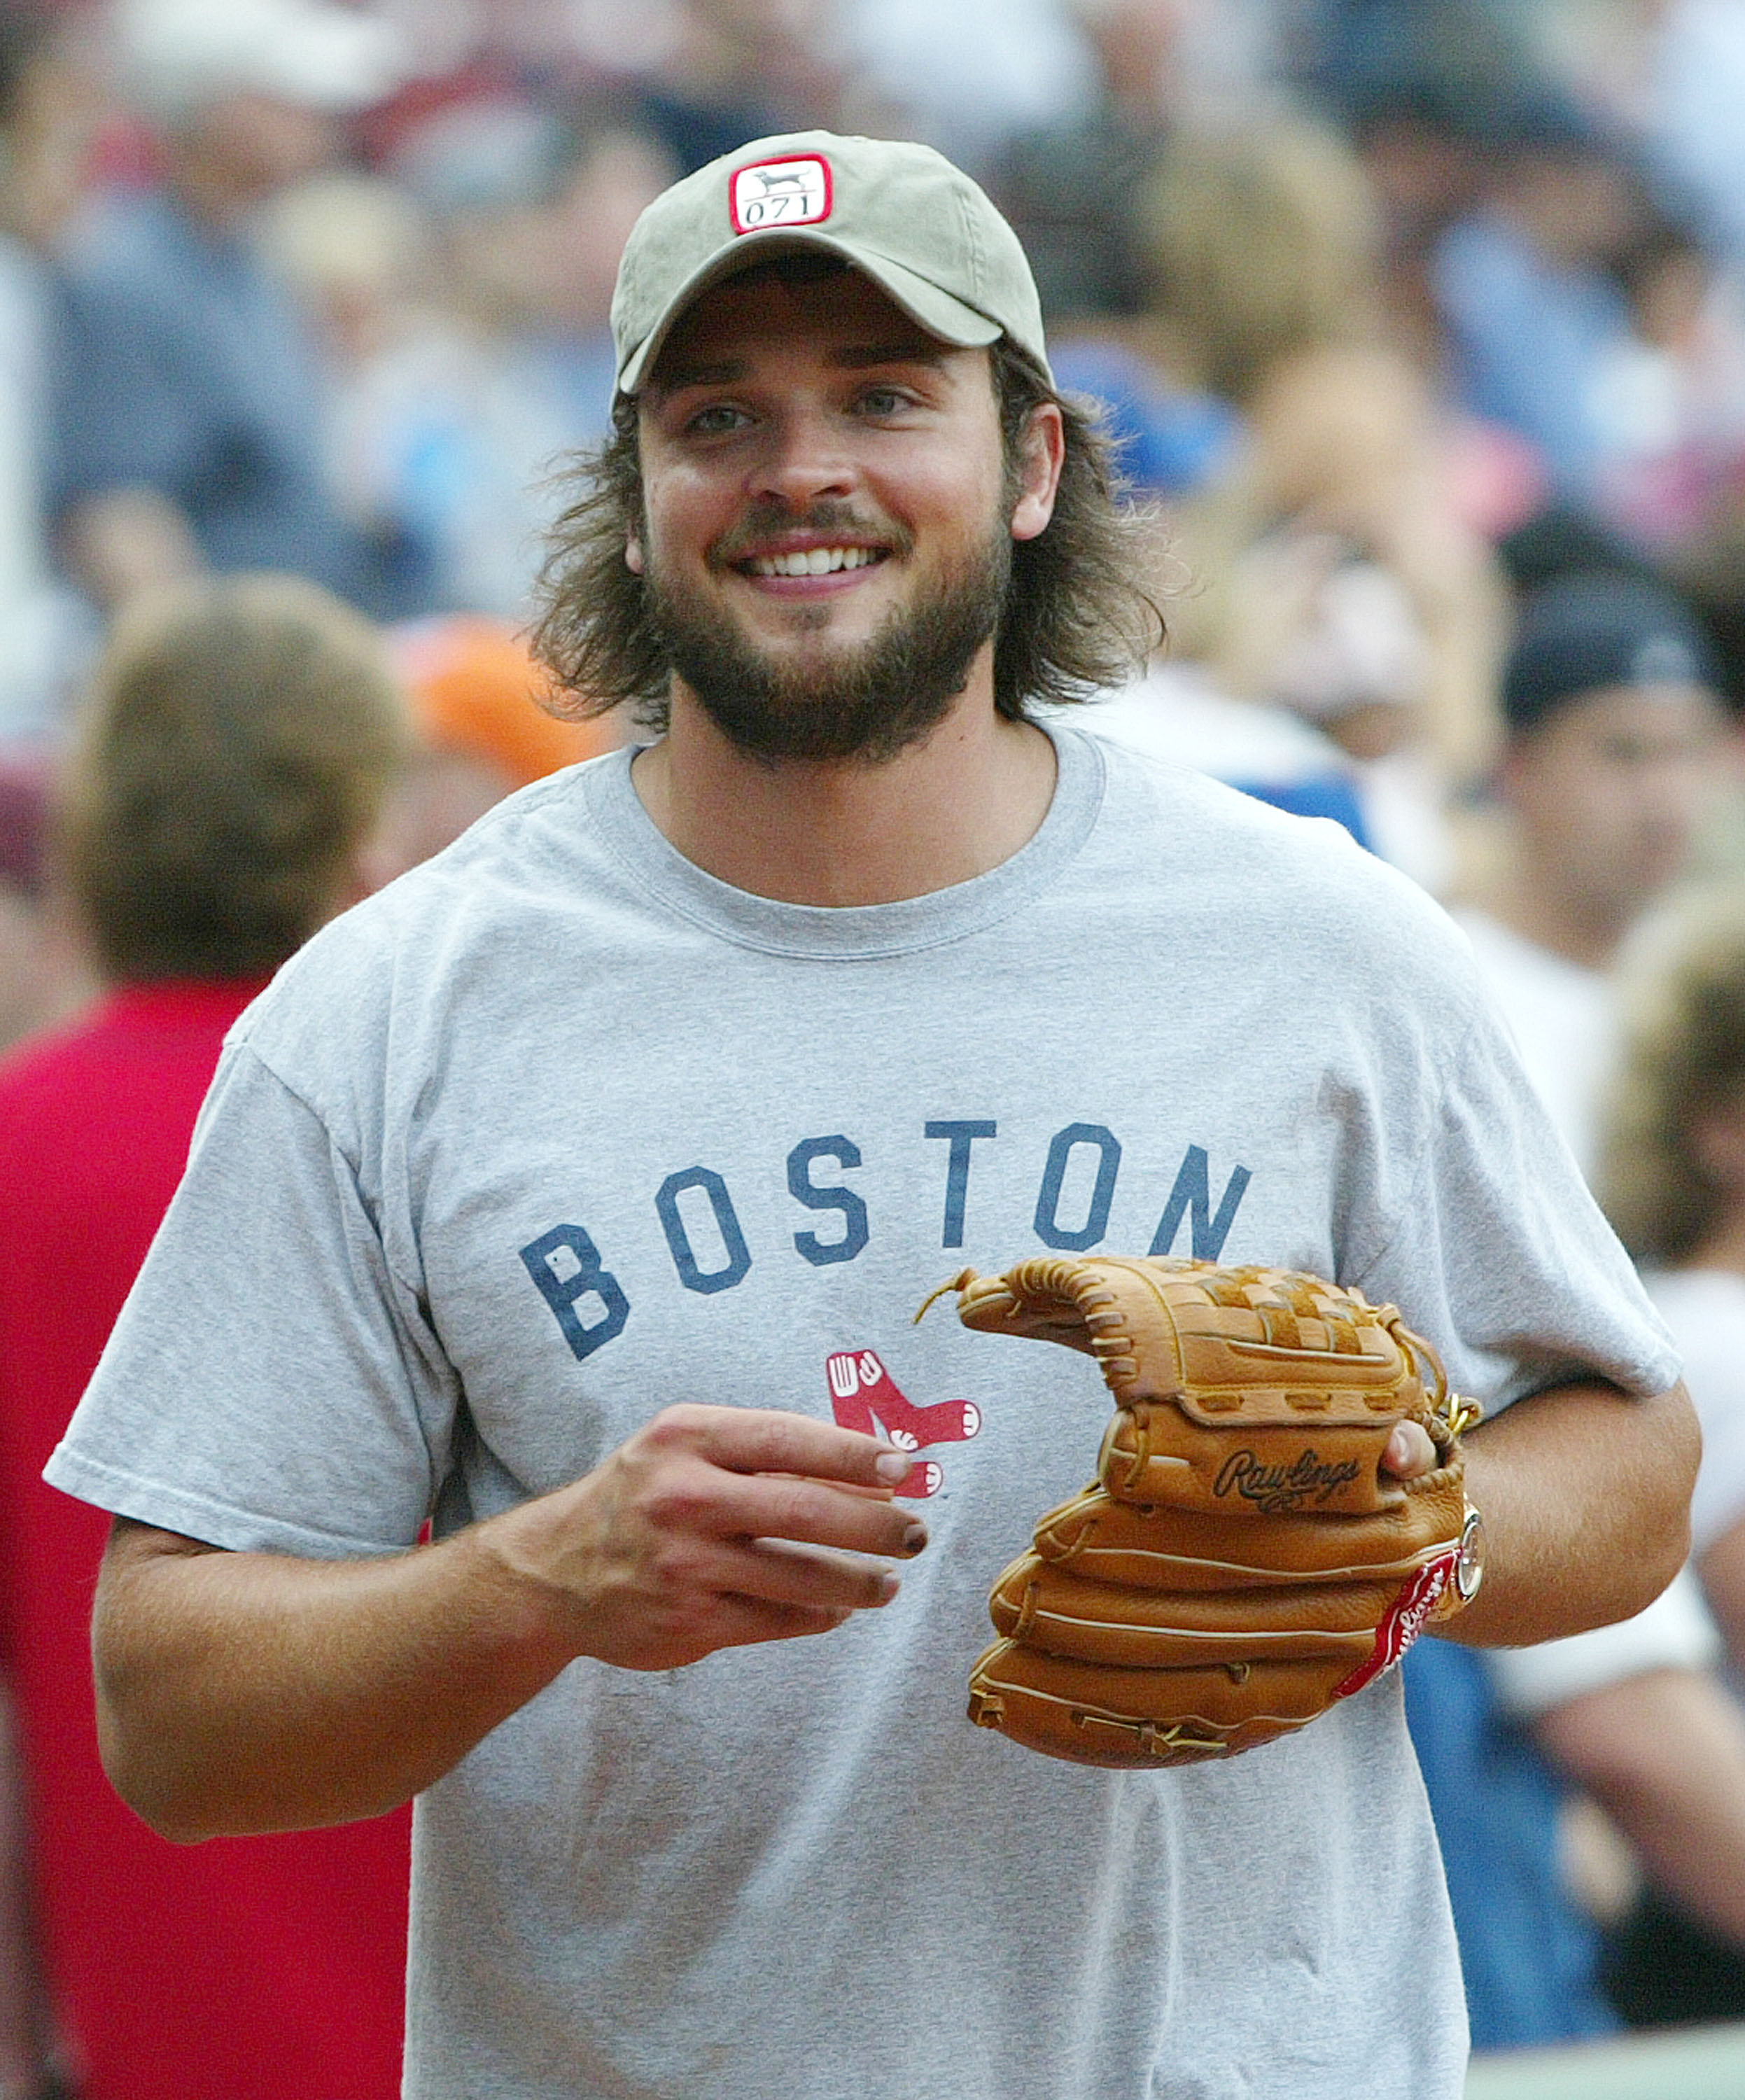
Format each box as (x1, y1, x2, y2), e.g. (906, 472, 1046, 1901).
(92, 1406, 928, 1839)
(486, 1404, 928, 1672)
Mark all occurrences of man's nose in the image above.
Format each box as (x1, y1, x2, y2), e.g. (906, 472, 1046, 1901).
(753, 405, 857, 506)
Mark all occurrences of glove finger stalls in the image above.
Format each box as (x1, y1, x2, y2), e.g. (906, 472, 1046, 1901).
(967, 1639, 1353, 1768)
(1032, 1483, 1462, 1588)
(988, 1553, 1392, 1668)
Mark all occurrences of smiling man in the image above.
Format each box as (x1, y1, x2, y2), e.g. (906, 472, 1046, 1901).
(48, 134, 1697, 2099)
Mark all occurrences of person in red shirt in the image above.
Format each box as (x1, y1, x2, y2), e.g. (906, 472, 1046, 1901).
(0, 574, 413, 2099)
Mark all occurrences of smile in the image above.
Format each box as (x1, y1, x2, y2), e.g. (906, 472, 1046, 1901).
(741, 547, 885, 578)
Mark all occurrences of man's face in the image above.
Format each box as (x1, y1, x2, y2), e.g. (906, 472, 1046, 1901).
(194, 91, 341, 197)
(629, 265, 1058, 762)
(1501, 680, 1728, 913)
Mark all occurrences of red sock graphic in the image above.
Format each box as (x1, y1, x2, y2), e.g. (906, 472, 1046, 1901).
(825, 1350, 980, 1499)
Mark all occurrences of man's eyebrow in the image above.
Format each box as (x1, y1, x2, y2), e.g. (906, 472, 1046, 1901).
(648, 358, 747, 396)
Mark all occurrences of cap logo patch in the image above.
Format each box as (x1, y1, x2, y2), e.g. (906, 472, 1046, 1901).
(731, 155, 833, 234)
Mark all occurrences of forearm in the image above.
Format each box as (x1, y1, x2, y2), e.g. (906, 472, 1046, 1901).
(93, 1517, 576, 1842)
(92, 1405, 923, 1842)
(1534, 1667, 1745, 1945)
(1438, 1379, 1699, 1648)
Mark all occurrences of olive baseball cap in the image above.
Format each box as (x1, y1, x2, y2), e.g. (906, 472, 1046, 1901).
(610, 128, 1051, 396)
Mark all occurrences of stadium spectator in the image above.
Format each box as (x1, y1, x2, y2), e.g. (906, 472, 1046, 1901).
(1406, 567, 1745, 2051)
(1429, 95, 1658, 517)
(362, 103, 669, 617)
(0, 759, 91, 1060)
(372, 613, 624, 872)
(1599, 896, 1745, 2024)
(1453, 569, 1727, 1165)
(990, 0, 1178, 324)
(0, 575, 413, 2100)
(0, 4, 101, 739)
(618, 0, 844, 176)
(48, 0, 426, 621)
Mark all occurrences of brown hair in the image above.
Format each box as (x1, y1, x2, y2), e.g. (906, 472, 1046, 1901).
(61, 573, 407, 982)
(1599, 897, 1745, 1262)
(529, 339, 1166, 729)
(1137, 120, 1382, 407)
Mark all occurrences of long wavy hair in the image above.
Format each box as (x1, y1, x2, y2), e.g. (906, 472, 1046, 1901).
(1599, 897, 1745, 1263)
(530, 340, 1166, 729)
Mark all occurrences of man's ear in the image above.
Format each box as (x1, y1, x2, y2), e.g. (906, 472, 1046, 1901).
(625, 531, 645, 576)
(1009, 400, 1065, 545)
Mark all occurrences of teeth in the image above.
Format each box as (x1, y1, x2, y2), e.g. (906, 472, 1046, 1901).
(749, 546, 877, 578)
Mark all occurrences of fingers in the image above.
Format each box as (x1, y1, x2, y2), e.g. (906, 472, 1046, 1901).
(645, 1403, 914, 1490)
(508, 1405, 938, 1674)
(1382, 1420, 1438, 1480)
(717, 1535, 904, 1613)
(632, 1406, 929, 1560)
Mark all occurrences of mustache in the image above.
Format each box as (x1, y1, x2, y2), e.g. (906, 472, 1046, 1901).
(708, 500, 913, 567)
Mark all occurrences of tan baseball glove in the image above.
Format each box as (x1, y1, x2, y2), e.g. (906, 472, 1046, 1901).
(922, 1255, 1483, 1769)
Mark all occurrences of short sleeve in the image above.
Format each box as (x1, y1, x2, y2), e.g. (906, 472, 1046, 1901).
(45, 1040, 461, 1556)
(1352, 999, 1681, 1413)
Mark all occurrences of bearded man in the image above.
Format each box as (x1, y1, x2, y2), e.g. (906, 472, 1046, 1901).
(52, 132, 1695, 2100)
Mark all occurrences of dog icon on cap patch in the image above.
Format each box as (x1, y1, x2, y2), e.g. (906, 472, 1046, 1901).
(731, 154, 833, 234)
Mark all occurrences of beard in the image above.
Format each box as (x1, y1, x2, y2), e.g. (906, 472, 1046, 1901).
(643, 505, 1013, 764)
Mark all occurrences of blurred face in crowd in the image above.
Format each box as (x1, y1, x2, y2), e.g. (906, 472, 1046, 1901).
(175, 90, 341, 211)
(629, 263, 1060, 762)
(1501, 680, 1728, 924)
(546, 132, 673, 335)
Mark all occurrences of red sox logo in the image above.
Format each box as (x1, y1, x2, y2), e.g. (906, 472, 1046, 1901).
(825, 1349, 980, 1498)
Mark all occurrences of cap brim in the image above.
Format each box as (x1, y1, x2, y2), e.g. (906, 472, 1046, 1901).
(617, 229, 1004, 394)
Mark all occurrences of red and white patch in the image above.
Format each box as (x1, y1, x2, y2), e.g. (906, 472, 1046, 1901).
(1331, 1547, 1461, 1701)
(731, 154, 833, 234)
(825, 1347, 980, 1499)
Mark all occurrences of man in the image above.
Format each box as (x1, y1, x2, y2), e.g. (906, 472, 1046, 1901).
(50, 133, 1695, 2098)
(1456, 568, 1727, 1172)
(48, 0, 421, 620)
(0, 576, 412, 2099)
(1406, 566, 1745, 2049)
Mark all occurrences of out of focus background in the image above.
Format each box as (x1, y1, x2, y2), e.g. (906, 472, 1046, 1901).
(8, 1, 1745, 2094)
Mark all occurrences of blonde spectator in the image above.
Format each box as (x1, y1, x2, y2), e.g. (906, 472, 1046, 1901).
(1604, 893, 1745, 1645)
(1591, 893, 1745, 2023)
(1134, 116, 1384, 408)
(1083, 120, 1508, 886)
(0, 572, 414, 2100)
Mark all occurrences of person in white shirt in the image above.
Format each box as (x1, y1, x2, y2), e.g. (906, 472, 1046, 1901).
(1413, 568, 1745, 2043)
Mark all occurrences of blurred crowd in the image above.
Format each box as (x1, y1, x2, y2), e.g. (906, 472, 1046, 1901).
(6, 0, 1745, 2092)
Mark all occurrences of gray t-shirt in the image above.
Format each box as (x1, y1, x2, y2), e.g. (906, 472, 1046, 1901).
(49, 726, 1678, 2100)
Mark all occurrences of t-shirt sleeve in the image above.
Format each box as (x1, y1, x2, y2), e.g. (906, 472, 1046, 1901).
(45, 1040, 461, 1557)
(1350, 993, 1681, 1413)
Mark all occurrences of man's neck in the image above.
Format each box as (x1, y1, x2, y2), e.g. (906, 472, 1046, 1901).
(1482, 860, 1630, 974)
(629, 678, 1058, 906)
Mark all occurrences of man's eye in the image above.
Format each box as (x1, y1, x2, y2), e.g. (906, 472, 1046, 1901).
(857, 386, 911, 416)
(687, 405, 750, 437)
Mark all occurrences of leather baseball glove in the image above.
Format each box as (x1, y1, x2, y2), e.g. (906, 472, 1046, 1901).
(921, 1256, 1483, 1769)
